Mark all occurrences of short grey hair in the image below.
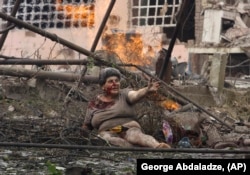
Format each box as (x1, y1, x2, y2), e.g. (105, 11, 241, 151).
(99, 67, 121, 86)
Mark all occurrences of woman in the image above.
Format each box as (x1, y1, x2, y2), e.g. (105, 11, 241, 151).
(82, 67, 171, 148)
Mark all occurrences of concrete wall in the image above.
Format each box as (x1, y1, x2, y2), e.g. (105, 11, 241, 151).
(0, 0, 189, 72)
(194, 0, 205, 45)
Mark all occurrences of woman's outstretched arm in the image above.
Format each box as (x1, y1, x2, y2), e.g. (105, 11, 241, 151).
(127, 79, 160, 104)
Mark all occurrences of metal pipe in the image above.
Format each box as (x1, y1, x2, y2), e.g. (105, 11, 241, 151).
(0, 66, 98, 83)
(80, 0, 116, 89)
(0, 58, 137, 68)
(0, 142, 249, 154)
(0, 58, 90, 65)
(90, 0, 116, 52)
(0, 0, 22, 50)
(159, 0, 188, 80)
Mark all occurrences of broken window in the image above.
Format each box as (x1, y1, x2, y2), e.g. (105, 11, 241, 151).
(222, 18, 235, 34)
(131, 0, 182, 27)
(162, 0, 195, 42)
(1, 0, 95, 29)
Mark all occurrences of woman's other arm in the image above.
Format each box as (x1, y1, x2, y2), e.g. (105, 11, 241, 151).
(127, 79, 160, 104)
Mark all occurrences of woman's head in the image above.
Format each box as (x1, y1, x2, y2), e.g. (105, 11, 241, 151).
(99, 67, 121, 96)
(99, 67, 121, 86)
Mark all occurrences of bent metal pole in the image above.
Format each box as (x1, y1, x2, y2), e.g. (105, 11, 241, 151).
(91, 0, 116, 52)
(0, 0, 22, 50)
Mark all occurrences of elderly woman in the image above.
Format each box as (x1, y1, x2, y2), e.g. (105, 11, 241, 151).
(82, 67, 170, 148)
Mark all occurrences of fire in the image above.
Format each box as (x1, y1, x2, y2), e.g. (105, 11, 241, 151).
(159, 99, 180, 111)
(101, 32, 152, 68)
(147, 92, 180, 111)
(56, 0, 95, 27)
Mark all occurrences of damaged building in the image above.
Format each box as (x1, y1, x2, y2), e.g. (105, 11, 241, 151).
(189, 0, 250, 91)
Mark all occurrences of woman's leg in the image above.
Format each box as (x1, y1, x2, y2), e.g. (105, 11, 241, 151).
(99, 131, 134, 147)
(124, 127, 171, 148)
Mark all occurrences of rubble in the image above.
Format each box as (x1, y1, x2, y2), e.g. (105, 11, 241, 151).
(1, 74, 250, 174)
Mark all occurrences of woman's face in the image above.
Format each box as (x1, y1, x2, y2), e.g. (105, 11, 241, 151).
(102, 76, 120, 96)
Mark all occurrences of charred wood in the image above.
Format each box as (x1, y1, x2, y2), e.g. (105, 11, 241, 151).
(165, 103, 194, 118)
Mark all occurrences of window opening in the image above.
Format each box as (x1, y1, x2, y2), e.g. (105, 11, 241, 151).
(1, 0, 95, 29)
(131, 0, 182, 27)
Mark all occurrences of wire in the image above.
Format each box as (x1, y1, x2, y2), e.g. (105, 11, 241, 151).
(226, 58, 250, 68)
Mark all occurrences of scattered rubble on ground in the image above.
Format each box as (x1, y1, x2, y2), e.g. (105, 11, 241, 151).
(1, 73, 250, 174)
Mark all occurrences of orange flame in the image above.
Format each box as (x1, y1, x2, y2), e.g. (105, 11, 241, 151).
(160, 99, 180, 111)
(147, 92, 180, 111)
(102, 33, 152, 68)
(56, 0, 95, 27)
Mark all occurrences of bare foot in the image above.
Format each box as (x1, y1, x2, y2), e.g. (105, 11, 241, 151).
(156, 142, 171, 149)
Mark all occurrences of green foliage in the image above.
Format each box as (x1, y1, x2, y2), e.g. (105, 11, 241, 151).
(46, 160, 62, 175)
(87, 56, 95, 68)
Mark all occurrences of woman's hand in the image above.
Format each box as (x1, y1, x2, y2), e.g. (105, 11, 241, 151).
(147, 78, 160, 92)
(128, 79, 160, 104)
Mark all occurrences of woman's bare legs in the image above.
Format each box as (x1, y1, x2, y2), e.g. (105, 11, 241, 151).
(99, 131, 134, 147)
(99, 120, 171, 148)
(124, 127, 171, 148)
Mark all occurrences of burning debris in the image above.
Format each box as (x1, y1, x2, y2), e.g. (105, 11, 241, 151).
(146, 91, 181, 111)
(159, 99, 180, 111)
